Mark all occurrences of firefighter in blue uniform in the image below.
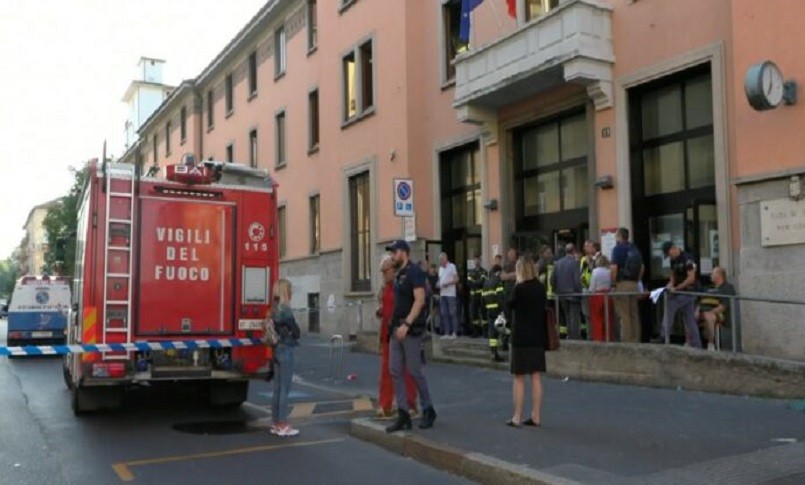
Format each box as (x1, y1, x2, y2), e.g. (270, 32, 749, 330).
(482, 265, 506, 362)
(467, 255, 488, 338)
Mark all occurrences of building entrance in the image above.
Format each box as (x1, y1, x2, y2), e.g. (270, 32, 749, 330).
(628, 63, 719, 287)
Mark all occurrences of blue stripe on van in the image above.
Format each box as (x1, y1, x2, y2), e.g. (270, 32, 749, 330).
(7, 312, 67, 331)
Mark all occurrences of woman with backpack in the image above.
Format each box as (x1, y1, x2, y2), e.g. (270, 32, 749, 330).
(267, 278, 301, 437)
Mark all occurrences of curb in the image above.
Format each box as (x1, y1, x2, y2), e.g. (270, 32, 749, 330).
(349, 418, 578, 485)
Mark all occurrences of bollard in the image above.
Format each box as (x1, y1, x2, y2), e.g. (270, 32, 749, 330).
(730, 295, 738, 353)
(357, 300, 364, 334)
(663, 290, 670, 345)
(327, 334, 345, 383)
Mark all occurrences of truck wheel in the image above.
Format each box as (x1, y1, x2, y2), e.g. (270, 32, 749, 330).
(209, 381, 249, 408)
(62, 357, 74, 391)
(72, 385, 124, 416)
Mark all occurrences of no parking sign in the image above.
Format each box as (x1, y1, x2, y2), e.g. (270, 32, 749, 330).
(393, 178, 414, 217)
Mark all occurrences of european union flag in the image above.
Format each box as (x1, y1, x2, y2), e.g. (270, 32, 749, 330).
(459, 0, 485, 43)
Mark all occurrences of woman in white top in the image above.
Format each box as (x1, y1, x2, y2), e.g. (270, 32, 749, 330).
(588, 256, 616, 342)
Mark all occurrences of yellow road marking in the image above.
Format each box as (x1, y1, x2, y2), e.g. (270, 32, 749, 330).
(112, 463, 134, 482)
(353, 397, 374, 412)
(290, 401, 317, 419)
(112, 438, 344, 482)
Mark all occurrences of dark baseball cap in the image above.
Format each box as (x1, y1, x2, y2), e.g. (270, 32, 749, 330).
(661, 241, 675, 257)
(385, 239, 410, 253)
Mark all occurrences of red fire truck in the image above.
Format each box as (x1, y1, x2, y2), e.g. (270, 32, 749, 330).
(63, 157, 277, 414)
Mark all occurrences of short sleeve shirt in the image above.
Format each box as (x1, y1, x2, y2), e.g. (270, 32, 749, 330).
(699, 282, 736, 315)
(393, 261, 426, 321)
(438, 263, 458, 297)
(611, 242, 629, 277)
(670, 252, 697, 289)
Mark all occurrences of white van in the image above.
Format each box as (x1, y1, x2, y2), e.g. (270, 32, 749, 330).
(7, 276, 71, 346)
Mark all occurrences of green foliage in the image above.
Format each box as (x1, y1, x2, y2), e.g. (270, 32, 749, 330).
(0, 256, 19, 299)
(41, 164, 89, 277)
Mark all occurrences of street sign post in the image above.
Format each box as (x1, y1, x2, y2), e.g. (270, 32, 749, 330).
(393, 178, 414, 217)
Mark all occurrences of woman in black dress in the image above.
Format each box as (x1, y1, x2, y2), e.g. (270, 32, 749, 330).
(506, 256, 548, 427)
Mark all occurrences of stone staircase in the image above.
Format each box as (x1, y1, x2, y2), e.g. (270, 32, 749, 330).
(433, 337, 509, 370)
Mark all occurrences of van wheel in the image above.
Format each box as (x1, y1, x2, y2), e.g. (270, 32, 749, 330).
(72, 386, 87, 416)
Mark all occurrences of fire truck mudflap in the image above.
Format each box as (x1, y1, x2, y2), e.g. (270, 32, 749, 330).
(65, 158, 277, 415)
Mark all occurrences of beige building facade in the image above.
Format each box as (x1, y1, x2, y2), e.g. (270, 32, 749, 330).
(122, 0, 805, 360)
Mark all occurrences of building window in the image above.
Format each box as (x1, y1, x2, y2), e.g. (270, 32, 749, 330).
(309, 89, 320, 150)
(525, 0, 559, 22)
(516, 111, 588, 219)
(349, 171, 371, 291)
(276, 111, 286, 167)
(152, 134, 158, 165)
(310, 194, 320, 254)
(249, 129, 258, 167)
(226, 143, 234, 163)
(342, 39, 374, 123)
(180, 106, 187, 143)
(275, 26, 286, 77)
(307, 0, 318, 51)
(225, 73, 234, 114)
(442, 0, 467, 82)
(440, 142, 482, 232)
(278, 206, 287, 259)
(248, 51, 258, 96)
(165, 121, 171, 156)
(632, 72, 715, 197)
(207, 89, 214, 129)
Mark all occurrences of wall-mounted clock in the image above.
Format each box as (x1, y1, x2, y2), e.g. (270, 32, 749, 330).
(745, 61, 796, 110)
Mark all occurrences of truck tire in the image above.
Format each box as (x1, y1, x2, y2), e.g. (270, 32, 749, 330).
(62, 357, 74, 391)
(209, 381, 249, 408)
(72, 385, 124, 416)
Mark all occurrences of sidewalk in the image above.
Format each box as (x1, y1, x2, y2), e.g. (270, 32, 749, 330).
(295, 336, 805, 484)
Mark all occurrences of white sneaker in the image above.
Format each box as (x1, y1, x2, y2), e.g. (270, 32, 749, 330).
(707, 343, 716, 351)
(439, 335, 449, 340)
(450, 334, 457, 340)
(270, 424, 281, 435)
(278, 425, 299, 437)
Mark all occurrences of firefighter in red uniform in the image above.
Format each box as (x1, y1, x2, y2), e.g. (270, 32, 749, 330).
(377, 255, 418, 418)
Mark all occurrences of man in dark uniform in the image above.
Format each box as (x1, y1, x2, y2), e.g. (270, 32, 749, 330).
(467, 254, 488, 338)
(661, 241, 701, 348)
(385, 240, 437, 433)
(482, 265, 505, 361)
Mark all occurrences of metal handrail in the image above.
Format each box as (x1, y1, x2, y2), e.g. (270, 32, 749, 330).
(548, 288, 805, 353)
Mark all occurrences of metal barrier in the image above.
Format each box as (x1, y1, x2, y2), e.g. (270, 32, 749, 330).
(326, 334, 345, 384)
(549, 288, 805, 353)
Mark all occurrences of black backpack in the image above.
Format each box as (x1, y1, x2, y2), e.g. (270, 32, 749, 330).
(621, 244, 643, 281)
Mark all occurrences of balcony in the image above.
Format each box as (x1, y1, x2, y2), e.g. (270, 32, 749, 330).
(453, 0, 614, 124)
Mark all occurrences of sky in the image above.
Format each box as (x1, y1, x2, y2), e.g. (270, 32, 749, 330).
(0, 0, 267, 259)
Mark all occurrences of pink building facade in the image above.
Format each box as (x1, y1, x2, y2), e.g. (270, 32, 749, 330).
(121, 0, 804, 360)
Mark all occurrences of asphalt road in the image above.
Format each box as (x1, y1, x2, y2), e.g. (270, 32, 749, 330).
(0, 319, 470, 485)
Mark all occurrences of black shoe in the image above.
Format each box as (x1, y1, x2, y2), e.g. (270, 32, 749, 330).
(385, 410, 412, 433)
(419, 406, 437, 429)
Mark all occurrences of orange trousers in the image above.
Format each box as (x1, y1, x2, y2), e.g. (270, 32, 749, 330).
(589, 291, 617, 342)
(379, 321, 418, 412)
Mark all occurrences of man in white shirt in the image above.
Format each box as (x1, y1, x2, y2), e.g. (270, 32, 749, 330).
(437, 252, 459, 339)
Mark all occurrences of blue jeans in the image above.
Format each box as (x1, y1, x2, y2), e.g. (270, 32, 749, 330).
(272, 345, 295, 423)
(439, 296, 458, 335)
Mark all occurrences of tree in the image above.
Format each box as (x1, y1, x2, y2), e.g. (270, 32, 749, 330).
(0, 256, 19, 299)
(41, 164, 89, 277)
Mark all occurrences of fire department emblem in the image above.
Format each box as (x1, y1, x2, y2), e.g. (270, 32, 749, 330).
(248, 222, 265, 242)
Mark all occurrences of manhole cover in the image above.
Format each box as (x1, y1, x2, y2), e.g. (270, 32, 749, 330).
(172, 420, 257, 435)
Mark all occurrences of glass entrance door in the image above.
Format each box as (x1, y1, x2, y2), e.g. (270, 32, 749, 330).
(645, 200, 718, 286)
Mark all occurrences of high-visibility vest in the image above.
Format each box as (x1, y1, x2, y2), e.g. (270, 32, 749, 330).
(580, 257, 593, 289)
(539, 264, 555, 297)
